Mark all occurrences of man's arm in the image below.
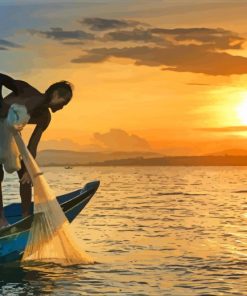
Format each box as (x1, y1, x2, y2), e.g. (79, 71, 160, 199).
(0, 73, 19, 105)
(19, 125, 44, 184)
(19, 110, 51, 183)
(19, 124, 45, 184)
(27, 126, 44, 158)
(0, 74, 44, 114)
(27, 111, 51, 158)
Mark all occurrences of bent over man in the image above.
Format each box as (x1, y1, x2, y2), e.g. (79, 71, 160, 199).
(0, 73, 73, 227)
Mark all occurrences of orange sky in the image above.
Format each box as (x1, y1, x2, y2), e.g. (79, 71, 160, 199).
(2, 0, 247, 155)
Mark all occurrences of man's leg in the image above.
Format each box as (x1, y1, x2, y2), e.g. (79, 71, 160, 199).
(0, 164, 8, 227)
(17, 164, 32, 217)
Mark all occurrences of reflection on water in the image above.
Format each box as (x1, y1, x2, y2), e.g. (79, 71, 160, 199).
(0, 262, 103, 295)
(2, 166, 247, 295)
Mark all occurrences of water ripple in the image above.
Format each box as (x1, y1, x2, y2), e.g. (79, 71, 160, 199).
(2, 166, 247, 295)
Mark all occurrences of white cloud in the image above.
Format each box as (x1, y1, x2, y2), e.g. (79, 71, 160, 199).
(93, 128, 151, 151)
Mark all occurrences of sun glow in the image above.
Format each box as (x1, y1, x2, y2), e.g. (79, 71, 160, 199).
(236, 93, 247, 125)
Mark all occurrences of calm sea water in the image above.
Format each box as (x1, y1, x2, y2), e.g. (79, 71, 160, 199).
(1, 166, 247, 295)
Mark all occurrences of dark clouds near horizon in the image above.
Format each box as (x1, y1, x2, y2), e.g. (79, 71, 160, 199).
(20, 17, 247, 76)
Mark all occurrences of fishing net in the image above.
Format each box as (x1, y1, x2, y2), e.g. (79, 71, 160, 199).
(13, 131, 94, 265)
(0, 104, 30, 173)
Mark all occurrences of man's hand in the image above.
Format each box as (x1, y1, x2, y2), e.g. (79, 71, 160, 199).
(20, 171, 31, 184)
(13, 123, 26, 131)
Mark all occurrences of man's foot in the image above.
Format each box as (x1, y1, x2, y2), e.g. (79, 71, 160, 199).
(0, 216, 9, 229)
(22, 211, 30, 219)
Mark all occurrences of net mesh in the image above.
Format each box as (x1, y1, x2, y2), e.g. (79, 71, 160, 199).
(13, 131, 94, 265)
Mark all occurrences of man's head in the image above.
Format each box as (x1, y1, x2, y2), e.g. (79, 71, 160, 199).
(45, 81, 73, 112)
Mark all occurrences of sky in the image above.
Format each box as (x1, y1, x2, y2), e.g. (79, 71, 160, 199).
(2, 0, 247, 155)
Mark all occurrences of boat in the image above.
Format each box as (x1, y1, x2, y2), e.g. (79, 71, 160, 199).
(0, 180, 100, 264)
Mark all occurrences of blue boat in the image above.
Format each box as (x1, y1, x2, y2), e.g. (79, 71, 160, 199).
(0, 180, 100, 264)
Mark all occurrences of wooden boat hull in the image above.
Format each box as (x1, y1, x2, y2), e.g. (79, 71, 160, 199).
(0, 180, 100, 263)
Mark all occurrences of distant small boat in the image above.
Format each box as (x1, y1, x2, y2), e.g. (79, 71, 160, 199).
(0, 180, 100, 264)
(64, 166, 73, 169)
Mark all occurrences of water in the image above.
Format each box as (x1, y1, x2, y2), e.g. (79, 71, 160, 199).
(1, 166, 247, 295)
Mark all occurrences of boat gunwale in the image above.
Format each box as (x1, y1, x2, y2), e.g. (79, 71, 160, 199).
(0, 181, 99, 239)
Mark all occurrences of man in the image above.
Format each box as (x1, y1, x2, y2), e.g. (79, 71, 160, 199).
(0, 73, 73, 227)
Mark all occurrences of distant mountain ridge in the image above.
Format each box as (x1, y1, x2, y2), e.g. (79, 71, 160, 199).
(205, 149, 247, 156)
(86, 155, 247, 166)
(37, 149, 161, 166)
(36, 149, 247, 166)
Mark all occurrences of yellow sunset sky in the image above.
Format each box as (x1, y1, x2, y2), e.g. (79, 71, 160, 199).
(2, 0, 247, 155)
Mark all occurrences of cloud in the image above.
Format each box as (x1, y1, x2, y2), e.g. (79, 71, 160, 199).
(101, 26, 243, 49)
(70, 22, 247, 75)
(103, 28, 167, 44)
(72, 45, 247, 75)
(38, 131, 151, 152)
(0, 39, 22, 50)
(80, 17, 143, 31)
(29, 27, 94, 41)
(38, 138, 107, 152)
(150, 27, 244, 49)
(23, 16, 247, 76)
(93, 129, 151, 151)
(38, 138, 83, 151)
(196, 126, 247, 132)
(62, 41, 84, 46)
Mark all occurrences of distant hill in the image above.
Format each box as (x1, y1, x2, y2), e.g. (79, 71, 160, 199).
(205, 149, 247, 156)
(84, 155, 247, 166)
(36, 149, 247, 166)
(36, 150, 161, 166)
